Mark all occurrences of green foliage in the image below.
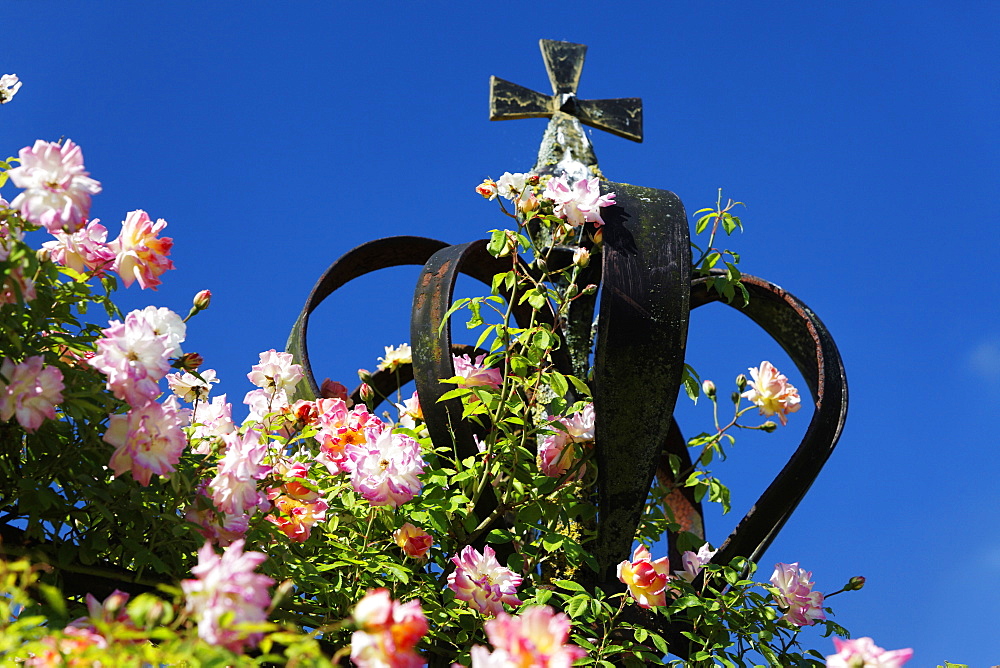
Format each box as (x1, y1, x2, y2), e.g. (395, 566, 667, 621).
(0, 161, 866, 666)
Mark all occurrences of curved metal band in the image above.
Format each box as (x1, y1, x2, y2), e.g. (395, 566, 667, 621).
(691, 273, 849, 568)
(285, 236, 451, 400)
(591, 182, 691, 582)
(410, 239, 561, 463)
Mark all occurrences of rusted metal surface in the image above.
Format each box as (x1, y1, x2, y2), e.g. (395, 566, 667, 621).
(490, 39, 643, 143)
(591, 181, 691, 585)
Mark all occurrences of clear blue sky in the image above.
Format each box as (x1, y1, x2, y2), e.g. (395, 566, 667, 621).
(3, 2, 998, 664)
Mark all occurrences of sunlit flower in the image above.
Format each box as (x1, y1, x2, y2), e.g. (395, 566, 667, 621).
(267, 494, 328, 543)
(132, 306, 186, 357)
(0, 74, 22, 104)
(542, 176, 615, 227)
(675, 543, 717, 583)
(209, 428, 271, 515)
(825, 637, 913, 668)
(351, 589, 427, 668)
(167, 368, 219, 403)
(104, 396, 191, 486)
(348, 426, 425, 507)
(377, 343, 412, 372)
(181, 539, 274, 652)
(191, 394, 236, 451)
(476, 179, 498, 200)
(741, 361, 802, 426)
(247, 349, 303, 394)
(453, 353, 502, 389)
(394, 390, 424, 434)
(90, 311, 176, 406)
(617, 545, 671, 608)
(770, 562, 826, 626)
(538, 403, 595, 479)
(8, 139, 101, 233)
(393, 523, 433, 559)
(0, 356, 64, 432)
(470, 605, 588, 667)
(448, 545, 523, 617)
(108, 209, 174, 290)
(41, 219, 116, 276)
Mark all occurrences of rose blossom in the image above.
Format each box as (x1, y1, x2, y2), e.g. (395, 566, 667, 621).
(542, 175, 615, 227)
(7, 139, 101, 233)
(191, 394, 236, 451)
(617, 545, 671, 608)
(351, 589, 427, 668)
(103, 396, 191, 486)
(377, 343, 412, 372)
(0, 356, 64, 432)
(348, 426, 425, 507)
(448, 545, 523, 617)
(108, 209, 174, 290)
(675, 543, 717, 583)
(469, 605, 588, 667)
(41, 219, 116, 276)
(741, 361, 802, 426)
(247, 349, 303, 394)
(167, 368, 219, 403)
(394, 390, 424, 433)
(0, 74, 22, 104)
(476, 179, 498, 200)
(825, 637, 913, 667)
(393, 523, 433, 559)
(538, 403, 595, 479)
(452, 353, 502, 389)
(770, 562, 826, 626)
(90, 311, 177, 406)
(181, 539, 273, 652)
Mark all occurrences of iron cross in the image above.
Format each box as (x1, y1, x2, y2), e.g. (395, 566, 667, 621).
(490, 39, 643, 143)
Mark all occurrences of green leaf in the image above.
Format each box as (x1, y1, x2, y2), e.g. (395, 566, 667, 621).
(553, 579, 586, 592)
(566, 595, 589, 618)
(487, 229, 507, 256)
(548, 371, 569, 399)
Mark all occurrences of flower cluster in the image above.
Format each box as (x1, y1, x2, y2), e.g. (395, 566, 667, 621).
(91, 306, 195, 486)
(266, 458, 329, 543)
(313, 396, 383, 474)
(351, 589, 428, 668)
(742, 361, 802, 426)
(617, 545, 672, 608)
(538, 403, 595, 479)
(469, 605, 587, 667)
(770, 562, 826, 626)
(181, 540, 274, 652)
(448, 545, 523, 616)
(825, 637, 913, 667)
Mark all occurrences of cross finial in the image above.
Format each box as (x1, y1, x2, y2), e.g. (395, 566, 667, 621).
(490, 39, 643, 142)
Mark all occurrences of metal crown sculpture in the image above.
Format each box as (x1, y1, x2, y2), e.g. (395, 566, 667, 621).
(286, 39, 847, 646)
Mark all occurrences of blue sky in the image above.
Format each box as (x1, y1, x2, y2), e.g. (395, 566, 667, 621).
(3, 1, 998, 663)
